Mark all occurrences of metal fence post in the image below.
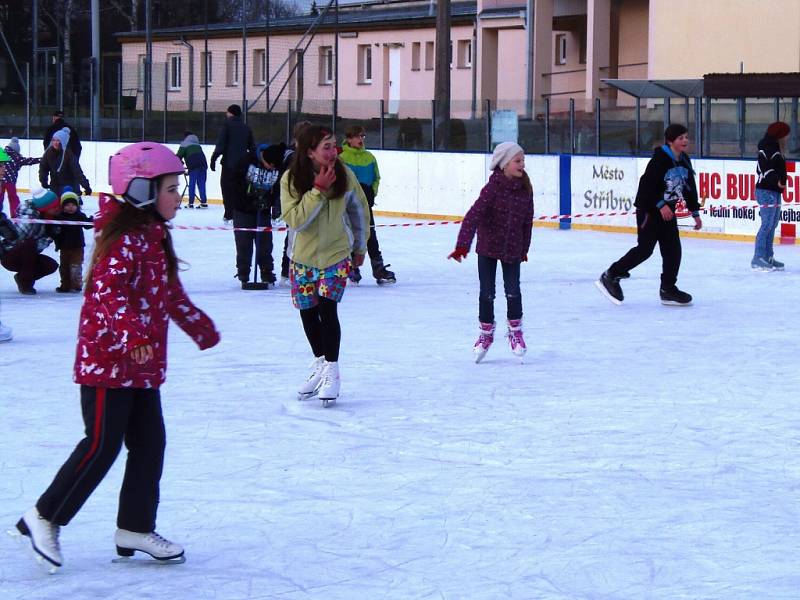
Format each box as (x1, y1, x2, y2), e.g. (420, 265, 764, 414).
(738, 97, 746, 157)
(117, 65, 122, 142)
(163, 65, 168, 143)
(331, 99, 336, 133)
(285, 99, 292, 145)
(544, 98, 550, 154)
(25, 63, 31, 140)
(694, 97, 702, 158)
(569, 98, 575, 154)
(485, 99, 491, 151)
(431, 99, 436, 151)
(379, 99, 385, 150)
(774, 97, 780, 122)
(704, 97, 711, 156)
(664, 98, 670, 129)
(635, 97, 641, 155)
(595, 98, 601, 155)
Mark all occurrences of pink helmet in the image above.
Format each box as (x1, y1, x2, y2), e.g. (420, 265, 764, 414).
(108, 141, 184, 208)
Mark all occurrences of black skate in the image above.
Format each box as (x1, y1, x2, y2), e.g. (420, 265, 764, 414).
(595, 270, 623, 305)
(659, 287, 692, 306)
(375, 264, 396, 286)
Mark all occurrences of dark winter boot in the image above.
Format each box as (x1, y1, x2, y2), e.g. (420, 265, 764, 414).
(659, 286, 692, 306)
(14, 274, 36, 295)
(596, 270, 623, 305)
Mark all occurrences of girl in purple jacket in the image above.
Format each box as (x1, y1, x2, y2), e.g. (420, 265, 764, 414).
(448, 142, 534, 363)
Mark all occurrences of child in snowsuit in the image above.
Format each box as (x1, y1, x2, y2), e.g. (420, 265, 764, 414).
(2, 137, 40, 215)
(448, 142, 534, 363)
(176, 131, 209, 208)
(53, 188, 93, 292)
(15, 142, 220, 570)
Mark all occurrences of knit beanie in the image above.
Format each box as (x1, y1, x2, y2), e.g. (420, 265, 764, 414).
(766, 121, 790, 140)
(7, 137, 20, 154)
(262, 143, 287, 167)
(60, 188, 81, 207)
(489, 142, 525, 171)
(31, 188, 59, 212)
(52, 127, 70, 150)
(227, 104, 242, 117)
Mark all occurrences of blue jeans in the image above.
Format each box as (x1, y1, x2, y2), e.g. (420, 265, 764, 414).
(477, 254, 522, 323)
(754, 188, 781, 261)
(188, 168, 208, 206)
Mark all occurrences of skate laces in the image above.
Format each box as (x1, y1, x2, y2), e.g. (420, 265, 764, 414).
(509, 329, 526, 349)
(38, 514, 61, 551)
(146, 532, 174, 549)
(306, 357, 324, 382)
(320, 364, 338, 388)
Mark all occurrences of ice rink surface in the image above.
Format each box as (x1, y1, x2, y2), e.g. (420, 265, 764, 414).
(2, 198, 800, 599)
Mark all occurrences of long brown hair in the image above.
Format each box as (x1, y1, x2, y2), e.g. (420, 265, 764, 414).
(87, 183, 180, 288)
(287, 125, 348, 199)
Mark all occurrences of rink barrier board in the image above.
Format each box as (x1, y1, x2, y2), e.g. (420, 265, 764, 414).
(9, 139, 795, 243)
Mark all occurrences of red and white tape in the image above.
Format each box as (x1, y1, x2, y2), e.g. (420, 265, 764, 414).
(9, 202, 787, 232)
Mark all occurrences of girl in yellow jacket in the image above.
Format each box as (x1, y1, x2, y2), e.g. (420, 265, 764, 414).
(281, 124, 370, 406)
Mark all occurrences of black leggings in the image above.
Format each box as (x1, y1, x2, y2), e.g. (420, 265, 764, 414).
(299, 297, 341, 362)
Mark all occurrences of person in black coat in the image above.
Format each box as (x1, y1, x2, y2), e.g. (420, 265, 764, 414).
(43, 111, 82, 159)
(597, 124, 703, 306)
(209, 104, 256, 220)
(752, 121, 790, 271)
(53, 189, 93, 292)
(230, 143, 286, 289)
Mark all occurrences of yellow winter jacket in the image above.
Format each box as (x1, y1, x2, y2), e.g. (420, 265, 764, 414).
(280, 164, 370, 269)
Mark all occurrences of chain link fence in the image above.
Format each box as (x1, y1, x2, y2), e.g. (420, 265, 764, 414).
(1, 62, 798, 158)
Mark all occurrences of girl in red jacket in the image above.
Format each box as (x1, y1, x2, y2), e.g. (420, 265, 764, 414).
(448, 142, 534, 363)
(15, 142, 220, 570)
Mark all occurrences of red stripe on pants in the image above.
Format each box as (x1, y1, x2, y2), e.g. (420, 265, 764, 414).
(75, 388, 106, 472)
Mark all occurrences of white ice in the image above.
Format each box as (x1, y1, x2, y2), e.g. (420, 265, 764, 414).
(2, 199, 800, 599)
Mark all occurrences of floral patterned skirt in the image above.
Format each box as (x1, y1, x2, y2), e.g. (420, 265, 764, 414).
(289, 258, 352, 310)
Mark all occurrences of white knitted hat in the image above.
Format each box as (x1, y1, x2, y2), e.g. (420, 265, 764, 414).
(489, 142, 524, 171)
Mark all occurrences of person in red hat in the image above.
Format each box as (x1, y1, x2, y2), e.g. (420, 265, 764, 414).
(0, 188, 60, 294)
(752, 121, 791, 271)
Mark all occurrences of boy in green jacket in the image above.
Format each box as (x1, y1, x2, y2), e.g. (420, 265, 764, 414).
(339, 125, 396, 285)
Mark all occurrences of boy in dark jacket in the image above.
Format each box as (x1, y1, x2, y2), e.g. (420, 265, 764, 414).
(53, 188, 93, 292)
(752, 121, 790, 271)
(597, 124, 703, 306)
(210, 105, 256, 220)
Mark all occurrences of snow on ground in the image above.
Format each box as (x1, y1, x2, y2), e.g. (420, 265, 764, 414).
(2, 197, 800, 599)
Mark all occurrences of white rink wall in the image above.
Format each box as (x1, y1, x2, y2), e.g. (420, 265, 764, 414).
(10, 138, 797, 239)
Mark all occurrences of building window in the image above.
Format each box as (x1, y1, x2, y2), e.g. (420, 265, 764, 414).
(319, 46, 333, 85)
(579, 30, 587, 65)
(358, 44, 372, 84)
(555, 34, 567, 66)
(253, 49, 266, 85)
(168, 53, 181, 90)
(424, 41, 434, 70)
(411, 42, 421, 71)
(457, 39, 472, 68)
(226, 50, 239, 86)
(200, 52, 213, 86)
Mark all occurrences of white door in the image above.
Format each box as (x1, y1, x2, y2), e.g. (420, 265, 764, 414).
(388, 46, 401, 115)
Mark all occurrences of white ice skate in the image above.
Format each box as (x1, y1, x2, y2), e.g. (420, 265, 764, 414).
(318, 361, 340, 407)
(15, 507, 62, 571)
(113, 529, 185, 563)
(507, 319, 527, 361)
(297, 356, 325, 400)
(473, 322, 495, 363)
